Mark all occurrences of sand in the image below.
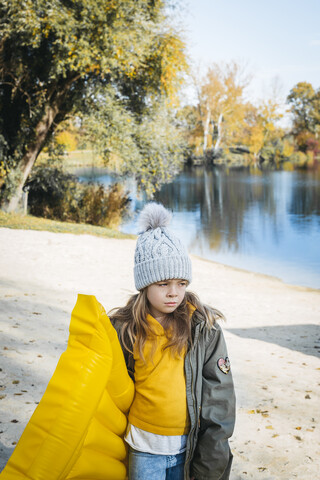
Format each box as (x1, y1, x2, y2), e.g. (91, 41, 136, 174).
(0, 227, 319, 479)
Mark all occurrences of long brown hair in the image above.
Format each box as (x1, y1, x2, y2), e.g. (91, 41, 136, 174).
(109, 289, 224, 362)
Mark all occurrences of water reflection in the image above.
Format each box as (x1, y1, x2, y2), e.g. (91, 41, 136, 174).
(288, 170, 320, 220)
(77, 165, 320, 288)
(154, 168, 282, 252)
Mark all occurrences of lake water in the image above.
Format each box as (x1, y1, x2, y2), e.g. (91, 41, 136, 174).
(76, 165, 320, 289)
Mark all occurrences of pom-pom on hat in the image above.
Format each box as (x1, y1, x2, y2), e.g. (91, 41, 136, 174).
(134, 202, 192, 290)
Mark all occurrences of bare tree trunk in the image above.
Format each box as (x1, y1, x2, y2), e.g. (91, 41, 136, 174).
(6, 104, 59, 212)
(5, 75, 80, 212)
(202, 104, 211, 153)
(213, 113, 223, 153)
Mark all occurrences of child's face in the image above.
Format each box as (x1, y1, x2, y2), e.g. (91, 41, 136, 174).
(146, 279, 187, 321)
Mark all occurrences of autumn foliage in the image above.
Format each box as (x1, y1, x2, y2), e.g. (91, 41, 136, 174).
(0, 0, 188, 209)
(182, 63, 319, 169)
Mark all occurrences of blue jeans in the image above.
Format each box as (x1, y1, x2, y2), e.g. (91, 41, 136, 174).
(128, 447, 186, 480)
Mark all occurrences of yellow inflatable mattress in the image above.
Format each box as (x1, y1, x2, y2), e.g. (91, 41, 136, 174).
(0, 294, 134, 480)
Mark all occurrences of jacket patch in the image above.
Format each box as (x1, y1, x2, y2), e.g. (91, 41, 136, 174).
(217, 357, 230, 374)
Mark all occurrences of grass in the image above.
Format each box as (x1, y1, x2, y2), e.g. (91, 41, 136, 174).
(0, 210, 135, 240)
(37, 149, 125, 171)
(38, 150, 106, 168)
(62, 150, 105, 168)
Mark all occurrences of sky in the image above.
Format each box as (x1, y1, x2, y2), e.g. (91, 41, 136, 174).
(181, 0, 320, 104)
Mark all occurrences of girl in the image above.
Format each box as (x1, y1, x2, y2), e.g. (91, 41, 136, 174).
(110, 203, 235, 480)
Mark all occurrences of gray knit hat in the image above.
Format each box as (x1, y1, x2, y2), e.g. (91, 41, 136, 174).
(134, 203, 192, 290)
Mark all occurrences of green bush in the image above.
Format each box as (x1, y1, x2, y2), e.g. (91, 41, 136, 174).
(26, 166, 130, 228)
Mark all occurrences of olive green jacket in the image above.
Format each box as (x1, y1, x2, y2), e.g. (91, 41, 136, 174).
(111, 309, 236, 480)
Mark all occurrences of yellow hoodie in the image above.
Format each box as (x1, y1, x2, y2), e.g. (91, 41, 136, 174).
(128, 306, 196, 436)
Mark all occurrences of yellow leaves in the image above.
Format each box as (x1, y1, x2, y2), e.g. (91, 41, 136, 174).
(247, 125, 265, 154)
(282, 140, 294, 158)
(115, 48, 123, 58)
(156, 32, 188, 101)
(0, 162, 8, 179)
(55, 131, 77, 152)
(247, 409, 269, 417)
(265, 122, 275, 132)
(85, 64, 101, 74)
(126, 65, 137, 78)
(193, 61, 288, 155)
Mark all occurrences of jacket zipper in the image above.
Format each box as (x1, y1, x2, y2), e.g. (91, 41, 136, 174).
(185, 353, 197, 466)
(185, 322, 201, 479)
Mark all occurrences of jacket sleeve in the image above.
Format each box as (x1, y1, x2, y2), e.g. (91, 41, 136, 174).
(190, 324, 236, 480)
(110, 317, 135, 381)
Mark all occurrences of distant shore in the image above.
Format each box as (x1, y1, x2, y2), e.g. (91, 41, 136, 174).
(190, 253, 320, 293)
(0, 227, 319, 478)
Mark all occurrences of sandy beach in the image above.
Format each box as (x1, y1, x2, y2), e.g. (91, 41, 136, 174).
(0, 227, 319, 479)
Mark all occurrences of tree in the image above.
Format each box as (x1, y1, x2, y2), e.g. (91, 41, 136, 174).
(238, 98, 285, 166)
(193, 61, 251, 155)
(287, 81, 320, 162)
(184, 63, 290, 167)
(287, 82, 320, 138)
(0, 0, 187, 210)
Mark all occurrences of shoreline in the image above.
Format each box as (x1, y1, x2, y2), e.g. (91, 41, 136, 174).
(2, 223, 319, 293)
(0, 227, 319, 478)
(191, 253, 320, 294)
